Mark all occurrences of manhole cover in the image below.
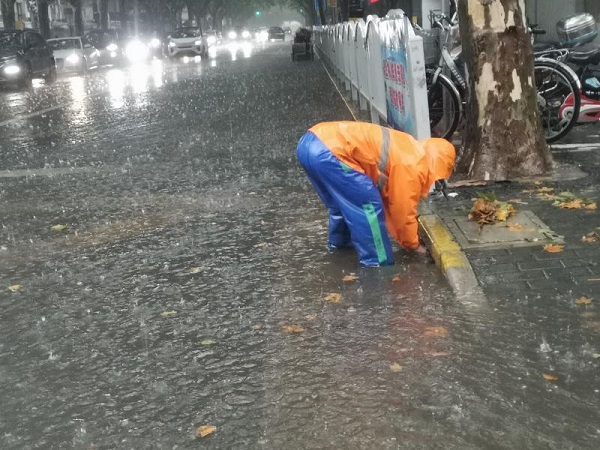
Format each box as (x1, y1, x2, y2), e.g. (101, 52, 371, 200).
(445, 210, 563, 250)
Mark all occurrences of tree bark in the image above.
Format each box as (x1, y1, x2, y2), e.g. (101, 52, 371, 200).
(1, 0, 16, 29)
(99, 0, 109, 30)
(456, 0, 552, 180)
(38, 0, 51, 38)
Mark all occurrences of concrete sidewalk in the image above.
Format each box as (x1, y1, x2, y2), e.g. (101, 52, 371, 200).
(418, 149, 600, 301)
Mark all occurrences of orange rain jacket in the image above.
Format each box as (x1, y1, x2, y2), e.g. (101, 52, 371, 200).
(309, 121, 456, 250)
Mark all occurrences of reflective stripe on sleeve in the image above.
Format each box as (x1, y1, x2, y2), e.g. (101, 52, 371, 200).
(377, 127, 391, 191)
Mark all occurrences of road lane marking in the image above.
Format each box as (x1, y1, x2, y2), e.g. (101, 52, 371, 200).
(0, 103, 70, 127)
(319, 58, 358, 121)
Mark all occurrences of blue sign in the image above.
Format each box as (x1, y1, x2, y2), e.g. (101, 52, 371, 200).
(382, 45, 414, 135)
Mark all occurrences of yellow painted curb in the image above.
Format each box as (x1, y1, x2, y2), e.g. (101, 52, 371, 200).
(418, 214, 480, 295)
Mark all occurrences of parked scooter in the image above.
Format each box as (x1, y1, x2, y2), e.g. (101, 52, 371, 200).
(532, 14, 600, 125)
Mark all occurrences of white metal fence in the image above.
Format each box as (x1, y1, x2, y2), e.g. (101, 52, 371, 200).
(314, 11, 431, 140)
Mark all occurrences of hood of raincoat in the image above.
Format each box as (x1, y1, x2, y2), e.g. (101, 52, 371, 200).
(422, 137, 456, 181)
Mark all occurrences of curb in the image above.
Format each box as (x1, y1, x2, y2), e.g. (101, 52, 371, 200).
(418, 214, 481, 296)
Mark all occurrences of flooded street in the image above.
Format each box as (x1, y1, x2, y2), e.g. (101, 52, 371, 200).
(1, 41, 599, 449)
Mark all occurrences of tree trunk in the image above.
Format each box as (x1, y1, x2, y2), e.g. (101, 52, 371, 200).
(38, 0, 51, 38)
(1, 0, 16, 29)
(456, 0, 552, 181)
(119, 0, 127, 31)
(99, 0, 109, 30)
(74, 2, 84, 35)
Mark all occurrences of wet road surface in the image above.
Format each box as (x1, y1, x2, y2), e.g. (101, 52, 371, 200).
(1, 41, 599, 448)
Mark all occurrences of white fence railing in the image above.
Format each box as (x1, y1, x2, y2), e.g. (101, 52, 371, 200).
(314, 10, 431, 140)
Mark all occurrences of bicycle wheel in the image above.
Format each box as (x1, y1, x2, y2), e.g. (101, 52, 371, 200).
(427, 71, 461, 139)
(534, 60, 581, 143)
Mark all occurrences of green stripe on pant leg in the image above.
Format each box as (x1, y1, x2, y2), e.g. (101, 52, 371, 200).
(362, 203, 388, 265)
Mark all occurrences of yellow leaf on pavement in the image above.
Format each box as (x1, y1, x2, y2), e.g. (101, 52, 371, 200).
(305, 315, 317, 321)
(252, 325, 263, 330)
(543, 373, 559, 381)
(424, 326, 448, 337)
(8, 284, 22, 292)
(506, 222, 527, 232)
(558, 199, 585, 209)
(324, 293, 342, 303)
(282, 325, 306, 333)
(494, 208, 511, 222)
(161, 311, 177, 317)
(196, 425, 216, 437)
(50, 224, 67, 232)
(537, 187, 554, 193)
(575, 296, 593, 305)
(543, 244, 564, 253)
(187, 267, 203, 273)
(581, 232, 599, 243)
(392, 276, 403, 283)
(585, 202, 597, 210)
(389, 363, 403, 372)
(342, 275, 359, 282)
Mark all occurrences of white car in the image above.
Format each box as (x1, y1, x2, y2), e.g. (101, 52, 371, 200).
(167, 28, 208, 58)
(47, 37, 99, 74)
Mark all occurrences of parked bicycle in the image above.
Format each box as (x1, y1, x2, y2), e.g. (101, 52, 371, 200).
(419, 2, 582, 143)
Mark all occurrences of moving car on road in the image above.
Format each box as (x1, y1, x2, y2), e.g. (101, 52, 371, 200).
(268, 26, 286, 41)
(83, 29, 123, 66)
(0, 29, 56, 88)
(166, 27, 208, 58)
(47, 37, 100, 74)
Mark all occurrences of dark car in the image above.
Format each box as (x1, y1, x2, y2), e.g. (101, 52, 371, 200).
(268, 26, 286, 41)
(83, 29, 124, 65)
(0, 29, 56, 88)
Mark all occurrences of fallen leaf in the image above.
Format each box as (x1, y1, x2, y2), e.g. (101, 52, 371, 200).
(282, 325, 306, 333)
(588, 278, 600, 282)
(557, 199, 585, 209)
(521, 189, 536, 194)
(585, 202, 597, 210)
(543, 373, 559, 381)
(161, 311, 177, 317)
(255, 242, 268, 248)
(543, 244, 564, 253)
(342, 275, 359, 282)
(252, 325, 264, 330)
(537, 187, 554, 193)
(593, 353, 600, 359)
(449, 179, 488, 187)
(424, 326, 448, 337)
(392, 276, 403, 283)
(50, 224, 67, 232)
(506, 222, 527, 232)
(389, 362, 403, 372)
(200, 339, 216, 345)
(581, 232, 599, 243)
(305, 315, 317, 321)
(8, 284, 22, 292)
(324, 293, 342, 303)
(196, 425, 216, 438)
(575, 296, 593, 305)
(187, 267, 203, 273)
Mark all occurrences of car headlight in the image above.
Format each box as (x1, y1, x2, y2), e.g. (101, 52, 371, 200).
(194, 40, 203, 46)
(228, 31, 237, 39)
(242, 30, 250, 39)
(207, 36, 216, 45)
(168, 41, 176, 48)
(3, 64, 20, 75)
(125, 40, 149, 61)
(66, 53, 79, 64)
(106, 43, 118, 52)
(149, 38, 160, 48)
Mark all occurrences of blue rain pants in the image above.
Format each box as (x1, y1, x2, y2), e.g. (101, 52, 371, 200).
(296, 131, 395, 267)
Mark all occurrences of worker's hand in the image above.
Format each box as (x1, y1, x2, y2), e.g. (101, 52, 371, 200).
(413, 244, 428, 254)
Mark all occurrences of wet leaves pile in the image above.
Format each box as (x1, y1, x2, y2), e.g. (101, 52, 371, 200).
(468, 192, 516, 229)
